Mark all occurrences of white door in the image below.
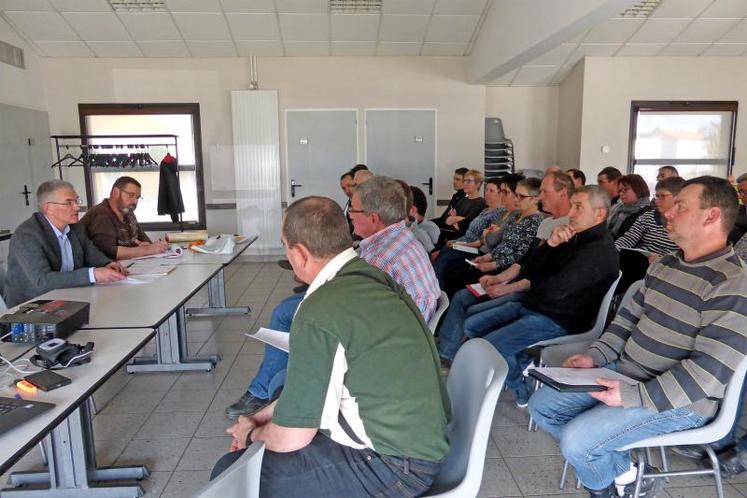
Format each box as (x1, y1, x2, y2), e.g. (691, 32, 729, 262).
(364, 109, 436, 217)
(286, 110, 358, 208)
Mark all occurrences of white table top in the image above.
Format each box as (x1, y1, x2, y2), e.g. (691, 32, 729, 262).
(26, 263, 223, 329)
(0, 328, 155, 475)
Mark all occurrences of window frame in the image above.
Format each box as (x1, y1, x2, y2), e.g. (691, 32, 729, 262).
(78, 102, 207, 231)
(627, 100, 738, 177)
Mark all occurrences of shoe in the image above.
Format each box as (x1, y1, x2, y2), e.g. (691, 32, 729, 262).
(718, 449, 747, 480)
(621, 464, 665, 498)
(671, 445, 707, 460)
(439, 357, 451, 377)
(225, 393, 269, 420)
(277, 259, 292, 270)
(584, 484, 617, 497)
(514, 397, 529, 409)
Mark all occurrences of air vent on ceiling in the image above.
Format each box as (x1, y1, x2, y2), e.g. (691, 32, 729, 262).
(329, 0, 382, 14)
(108, 0, 166, 12)
(619, 0, 661, 18)
(0, 40, 24, 69)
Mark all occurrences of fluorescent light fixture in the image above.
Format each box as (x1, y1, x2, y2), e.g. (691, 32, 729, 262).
(618, 0, 662, 18)
(329, 0, 382, 14)
(108, 0, 167, 12)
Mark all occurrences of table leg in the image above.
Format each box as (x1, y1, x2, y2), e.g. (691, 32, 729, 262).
(4, 399, 148, 497)
(127, 307, 220, 373)
(185, 268, 250, 316)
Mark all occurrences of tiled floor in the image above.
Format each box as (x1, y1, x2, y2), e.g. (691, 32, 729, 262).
(2, 261, 746, 497)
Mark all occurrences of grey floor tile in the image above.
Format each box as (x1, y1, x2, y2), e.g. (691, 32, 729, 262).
(100, 389, 167, 414)
(135, 411, 204, 439)
(94, 412, 149, 440)
(504, 455, 580, 496)
(477, 457, 522, 497)
(729, 482, 747, 496)
(666, 483, 744, 497)
(161, 469, 211, 497)
(195, 340, 243, 359)
(207, 388, 247, 412)
(210, 328, 248, 342)
(154, 388, 216, 413)
(492, 401, 531, 427)
(221, 368, 257, 390)
(176, 436, 233, 470)
(229, 354, 265, 371)
(122, 372, 181, 392)
(116, 437, 191, 472)
(170, 366, 230, 392)
(218, 316, 259, 332)
(94, 438, 130, 466)
(240, 339, 266, 355)
(492, 425, 561, 458)
(141, 470, 172, 497)
(195, 410, 234, 438)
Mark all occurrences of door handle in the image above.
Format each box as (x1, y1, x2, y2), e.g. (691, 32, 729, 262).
(421, 177, 433, 196)
(291, 179, 303, 198)
(19, 184, 31, 206)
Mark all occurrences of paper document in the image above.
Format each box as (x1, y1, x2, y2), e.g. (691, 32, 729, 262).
(98, 275, 161, 286)
(452, 243, 479, 254)
(131, 245, 183, 261)
(530, 367, 638, 388)
(466, 283, 486, 297)
(245, 328, 289, 353)
(127, 262, 177, 276)
(465, 258, 478, 267)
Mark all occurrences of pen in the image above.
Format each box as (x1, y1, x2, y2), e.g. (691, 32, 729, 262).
(126, 262, 134, 268)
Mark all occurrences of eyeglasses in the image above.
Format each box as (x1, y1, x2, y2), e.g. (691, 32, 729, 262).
(462, 178, 477, 184)
(348, 208, 367, 214)
(655, 193, 673, 200)
(516, 193, 536, 200)
(618, 186, 632, 193)
(121, 190, 143, 200)
(46, 198, 83, 207)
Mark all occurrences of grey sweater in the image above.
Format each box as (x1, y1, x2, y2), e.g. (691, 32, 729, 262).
(588, 246, 747, 418)
(5, 213, 111, 307)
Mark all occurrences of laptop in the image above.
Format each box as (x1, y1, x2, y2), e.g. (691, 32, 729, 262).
(0, 397, 55, 435)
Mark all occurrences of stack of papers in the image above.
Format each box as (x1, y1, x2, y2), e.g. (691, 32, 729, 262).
(466, 283, 486, 297)
(127, 261, 177, 276)
(528, 367, 638, 392)
(452, 243, 479, 254)
(245, 328, 289, 352)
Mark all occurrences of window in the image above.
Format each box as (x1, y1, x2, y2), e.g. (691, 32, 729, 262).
(628, 101, 737, 192)
(79, 103, 206, 230)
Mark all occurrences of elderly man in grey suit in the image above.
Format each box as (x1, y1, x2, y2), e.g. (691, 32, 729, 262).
(5, 180, 127, 307)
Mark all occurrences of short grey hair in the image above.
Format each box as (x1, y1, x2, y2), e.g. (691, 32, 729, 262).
(736, 173, 747, 184)
(356, 175, 407, 226)
(37, 180, 75, 209)
(573, 185, 611, 215)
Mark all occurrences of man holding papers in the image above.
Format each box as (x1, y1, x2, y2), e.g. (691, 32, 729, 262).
(213, 196, 449, 497)
(529, 177, 747, 498)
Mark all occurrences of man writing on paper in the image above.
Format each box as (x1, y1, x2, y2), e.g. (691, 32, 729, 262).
(82, 176, 168, 260)
(213, 196, 449, 497)
(5, 180, 126, 307)
(529, 177, 747, 498)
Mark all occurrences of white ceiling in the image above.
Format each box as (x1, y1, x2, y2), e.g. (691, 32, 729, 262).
(0, 0, 490, 58)
(500, 0, 747, 86)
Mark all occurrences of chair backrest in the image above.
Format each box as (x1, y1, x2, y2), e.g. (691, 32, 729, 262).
(427, 291, 449, 335)
(424, 338, 508, 497)
(193, 442, 266, 498)
(588, 271, 622, 337)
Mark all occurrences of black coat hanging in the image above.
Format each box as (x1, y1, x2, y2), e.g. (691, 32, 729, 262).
(157, 152, 185, 223)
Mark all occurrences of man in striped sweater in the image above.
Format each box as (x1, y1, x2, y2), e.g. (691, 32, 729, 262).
(529, 176, 747, 498)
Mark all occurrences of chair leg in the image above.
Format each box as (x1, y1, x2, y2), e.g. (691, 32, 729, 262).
(559, 459, 568, 489)
(704, 445, 724, 498)
(633, 448, 647, 498)
(38, 440, 47, 466)
(659, 446, 669, 483)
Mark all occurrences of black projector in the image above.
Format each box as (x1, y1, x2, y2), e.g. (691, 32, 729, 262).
(0, 300, 90, 343)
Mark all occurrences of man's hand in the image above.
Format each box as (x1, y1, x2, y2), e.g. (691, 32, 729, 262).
(547, 224, 577, 248)
(148, 239, 170, 254)
(446, 240, 455, 248)
(479, 274, 499, 287)
(486, 283, 510, 298)
(476, 262, 495, 273)
(647, 254, 661, 265)
(105, 261, 128, 275)
(561, 354, 595, 368)
(227, 415, 256, 451)
(94, 266, 126, 283)
(473, 254, 491, 263)
(589, 378, 623, 407)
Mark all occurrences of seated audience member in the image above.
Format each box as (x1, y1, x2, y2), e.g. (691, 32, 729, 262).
(566, 168, 586, 187)
(432, 175, 519, 285)
(436, 172, 574, 360)
(597, 166, 622, 206)
(436, 169, 487, 245)
(5, 180, 126, 307)
(614, 176, 684, 294)
(457, 186, 619, 406)
(214, 196, 450, 497)
(441, 178, 544, 297)
(608, 174, 652, 239)
(81, 176, 168, 260)
(433, 167, 468, 228)
(353, 168, 373, 187)
(409, 185, 440, 252)
(226, 176, 440, 418)
(656, 165, 679, 181)
(340, 170, 356, 236)
(528, 176, 747, 498)
(728, 173, 747, 244)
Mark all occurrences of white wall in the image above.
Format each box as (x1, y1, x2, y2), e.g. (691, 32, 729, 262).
(0, 17, 45, 110)
(579, 56, 747, 180)
(485, 86, 559, 171)
(556, 61, 585, 170)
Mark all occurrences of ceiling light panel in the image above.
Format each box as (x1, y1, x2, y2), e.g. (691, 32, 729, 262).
(108, 0, 166, 12)
(618, 0, 661, 18)
(329, 0, 381, 14)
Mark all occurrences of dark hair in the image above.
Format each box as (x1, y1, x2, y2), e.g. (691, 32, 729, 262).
(619, 174, 650, 199)
(282, 196, 353, 258)
(655, 176, 686, 196)
(683, 176, 739, 234)
(496, 173, 525, 193)
(350, 164, 369, 174)
(410, 186, 427, 217)
(598, 166, 622, 181)
(394, 179, 413, 215)
(659, 165, 679, 176)
(566, 168, 586, 185)
(112, 176, 141, 191)
(518, 177, 541, 196)
(545, 171, 575, 198)
(340, 171, 353, 181)
(454, 167, 469, 176)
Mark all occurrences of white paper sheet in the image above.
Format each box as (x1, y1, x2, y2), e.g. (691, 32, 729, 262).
(465, 258, 478, 267)
(466, 283, 486, 296)
(126, 262, 177, 276)
(530, 367, 638, 386)
(245, 327, 289, 352)
(97, 275, 161, 286)
(452, 243, 479, 254)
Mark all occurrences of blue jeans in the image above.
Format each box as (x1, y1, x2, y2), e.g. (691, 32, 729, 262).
(436, 288, 523, 361)
(433, 246, 473, 289)
(247, 293, 304, 400)
(211, 433, 441, 497)
(477, 302, 566, 400)
(528, 380, 710, 490)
